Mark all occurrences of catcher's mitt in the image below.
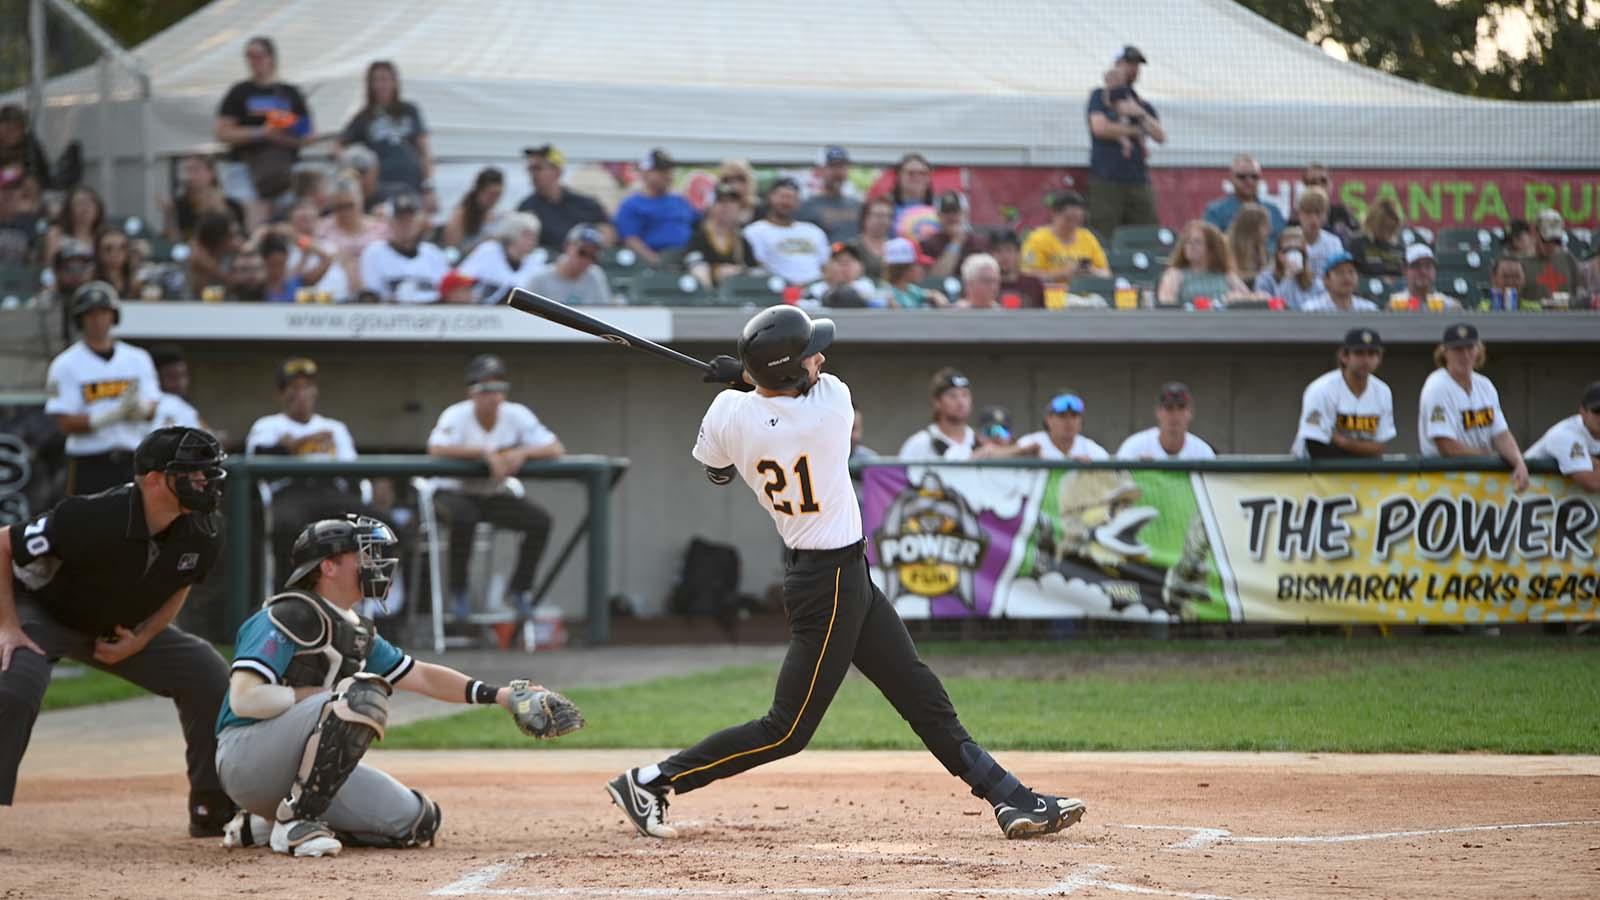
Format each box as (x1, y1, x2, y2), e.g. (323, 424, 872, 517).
(507, 680, 585, 739)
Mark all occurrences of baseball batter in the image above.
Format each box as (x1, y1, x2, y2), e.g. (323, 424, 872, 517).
(606, 305, 1085, 841)
(215, 514, 583, 857)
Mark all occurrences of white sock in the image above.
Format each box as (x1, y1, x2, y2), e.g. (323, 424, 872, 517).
(636, 764, 662, 785)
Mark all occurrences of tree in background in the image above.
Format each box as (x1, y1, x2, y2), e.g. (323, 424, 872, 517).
(1235, 0, 1600, 100)
(71, 0, 212, 48)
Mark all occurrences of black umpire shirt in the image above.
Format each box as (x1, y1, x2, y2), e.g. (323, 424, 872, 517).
(9, 484, 222, 636)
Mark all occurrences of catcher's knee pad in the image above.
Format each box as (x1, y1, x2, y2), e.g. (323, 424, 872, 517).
(278, 675, 391, 822)
(959, 741, 1020, 803)
(337, 789, 443, 849)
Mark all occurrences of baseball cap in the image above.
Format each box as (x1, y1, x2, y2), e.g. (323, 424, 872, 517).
(566, 223, 605, 248)
(1047, 391, 1085, 416)
(149, 343, 186, 369)
(829, 241, 861, 261)
(1323, 250, 1358, 273)
(439, 270, 477, 296)
(769, 176, 801, 195)
(466, 353, 509, 391)
(55, 238, 95, 265)
(1118, 45, 1148, 64)
(522, 143, 566, 168)
(1405, 244, 1435, 266)
(1048, 190, 1087, 212)
(820, 145, 850, 166)
(639, 148, 675, 172)
(1442, 322, 1479, 348)
(929, 367, 971, 399)
(976, 406, 1014, 441)
(1342, 327, 1383, 350)
(936, 190, 966, 214)
(1582, 381, 1600, 411)
(1157, 382, 1192, 406)
(276, 356, 318, 389)
(390, 192, 422, 216)
(884, 237, 933, 266)
(1536, 208, 1565, 241)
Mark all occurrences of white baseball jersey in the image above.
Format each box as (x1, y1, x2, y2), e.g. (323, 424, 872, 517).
(1018, 430, 1110, 461)
(359, 240, 450, 303)
(742, 219, 830, 285)
(456, 240, 543, 304)
(1291, 370, 1397, 458)
(897, 425, 977, 461)
(150, 392, 203, 430)
(1526, 415, 1600, 476)
(245, 413, 357, 460)
(693, 373, 860, 551)
(1116, 427, 1216, 460)
(428, 399, 558, 493)
(44, 340, 160, 456)
(1418, 369, 1508, 457)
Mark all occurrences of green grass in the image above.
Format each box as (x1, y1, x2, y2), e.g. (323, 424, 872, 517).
(41, 645, 232, 711)
(384, 637, 1600, 754)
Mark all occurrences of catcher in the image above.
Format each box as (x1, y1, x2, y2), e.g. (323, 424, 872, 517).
(213, 514, 582, 857)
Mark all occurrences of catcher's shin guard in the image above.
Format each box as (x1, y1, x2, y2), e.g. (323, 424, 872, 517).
(277, 674, 391, 823)
(337, 789, 443, 849)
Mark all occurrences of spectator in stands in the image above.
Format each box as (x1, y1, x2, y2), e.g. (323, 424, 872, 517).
(1158, 221, 1252, 307)
(615, 148, 696, 266)
(1204, 155, 1284, 238)
(898, 368, 976, 460)
(1226, 203, 1272, 285)
(1488, 255, 1528, 310)
(339, 146, 384, 215)
(845, 196, 894, 280)
(359, 193, 448, 303)
(148, 344, 207, 432)
(457, 212, 542, 303)
(1085, 46, 1164, 232)
(1297, 164, 1358, 240)
(427, 354, 563, 619)
(1116, 382, 1216, 460)
(1018, 390, 1109, 461)
(1525, 382, 1600, 493)
(1254, 226, 1326, 310)
(1517, 209, 1582, 305)
(94, 228, 141, 299)
(517, 144, 610, 255)
(257, 233, 301, 302)
(187, 212, 239, 298)
(438, 270, 476, 304)
(1302, 252, 1378, 312)
(1389, 245, 1461, 311)
(316, 175, 388, 295)
(44, 185, 105, 269)
(525, 224, 613, 306)
(1020, 191, 1109, 284)
(882, 237, 949, 308)
(0, 105, 49, 185)
(1295, 188, 1345, 277)
(954, 253, 1004, 309)
(278, 200, 341, 298)
(1579, 248, 1600, 308)
(744, 177, 830, 286)
(215, 36, 312, 220)
(805, 242, 877, 308)
(686, 185, 756, 290)
(887, 153, 936, 228)
(716, 159, 759, 225)
(225, 245, 269, 301)
(337, 61, 433, 208)
(797, 145, 860, 243)
(288, 164, 329, 215)
(1347, 197, 1405, 278)
(1417, 323, 1529, 491)
(0, 169, 41, 266)
(921, 191, 984, 279)
(161, 154, 245, 242)
(441, 167, 504, 251)
(989, 231, 1045, 308)
(39, 239, 96, 318)
(1503, 218, 1535, 256)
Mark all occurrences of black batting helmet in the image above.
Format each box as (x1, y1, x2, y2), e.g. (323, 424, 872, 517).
(134, 426, 226, 513)
(70, 280, 121, 328)
(737, 305, 834, 392)
(285, 514, 399, 604)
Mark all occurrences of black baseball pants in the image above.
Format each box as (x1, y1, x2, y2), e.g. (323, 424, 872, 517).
(433, 491, 552, 595)
(660, 541, 973, 793)
(66, 450, 135, 496)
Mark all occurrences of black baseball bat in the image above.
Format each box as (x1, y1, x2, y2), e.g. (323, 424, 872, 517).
(503, 288, 711, 373)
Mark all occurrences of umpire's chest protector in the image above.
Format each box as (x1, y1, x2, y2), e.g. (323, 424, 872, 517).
(265, 589, 376, 689)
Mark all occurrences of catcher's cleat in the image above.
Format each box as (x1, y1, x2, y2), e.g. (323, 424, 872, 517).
(994, 794, 1086, 840)
(221, 811, 273, 849)
(606, 768, 676, 839)
(270, 818, 343, 857)
(188, 789, 237, 838)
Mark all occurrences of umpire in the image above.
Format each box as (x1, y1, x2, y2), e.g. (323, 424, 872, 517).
(0, 425, 237, 836)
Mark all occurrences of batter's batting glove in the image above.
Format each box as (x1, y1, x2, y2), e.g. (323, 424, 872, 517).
(507, 680, 586, 739)
(702, 355, 753, 392)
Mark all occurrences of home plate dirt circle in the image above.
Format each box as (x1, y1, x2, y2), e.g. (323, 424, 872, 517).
(5, 750, 1598, 899)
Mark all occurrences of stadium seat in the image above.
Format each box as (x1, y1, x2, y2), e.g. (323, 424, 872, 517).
(1109, 247, 1162, 284)
(0, 264, 41, 303)
(1068, 274, 1115, 300)
(655, 247, 687, 272)
(1435, 248, 1487, 271)
(599, 246, 642, 295)
(629, 270, 711, 306)
(717, 272, 786, 307)
(1437, 227, 1493, 252)
(1436, 272, 1483, 304)
(1111, 225, 1177, 254)
(918, 275, 961, 299)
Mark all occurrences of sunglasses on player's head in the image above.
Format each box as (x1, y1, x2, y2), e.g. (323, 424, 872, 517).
(1048, 394, 1085, 415)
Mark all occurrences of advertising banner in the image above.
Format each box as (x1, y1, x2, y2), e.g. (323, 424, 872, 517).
(862, 464, 1599, 625)
(115, 303, 673, 343)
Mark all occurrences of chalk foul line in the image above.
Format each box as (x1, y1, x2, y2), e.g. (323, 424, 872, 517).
(1110, 819, 1600, 850)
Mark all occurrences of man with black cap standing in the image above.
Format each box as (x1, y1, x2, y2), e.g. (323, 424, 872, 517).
(426, 355, 563, 620)
(0, 425, 236, 836)
(1117, 384, 1216, 460)
(796, 146, 861, 244)
(1292, 328, 1395, 459)
(44, 281, 160, 495)
(1085, 46, 1165, 233)
(1419, 323, 1529, 490)
(1525, 382, 1600, 493)
(517, 144, 611, 256)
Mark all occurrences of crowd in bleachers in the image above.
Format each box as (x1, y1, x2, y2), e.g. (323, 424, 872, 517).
(2, 37, 1598, 315)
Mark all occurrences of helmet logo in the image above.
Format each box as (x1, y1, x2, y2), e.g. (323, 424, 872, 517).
(767, 356, 791, 367)
(602, 334, 631, 347)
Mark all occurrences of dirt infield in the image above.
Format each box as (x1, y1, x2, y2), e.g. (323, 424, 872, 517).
(4, 750, 1598, 899)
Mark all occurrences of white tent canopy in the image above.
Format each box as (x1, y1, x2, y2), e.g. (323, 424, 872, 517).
(21, 0, 1600, 214)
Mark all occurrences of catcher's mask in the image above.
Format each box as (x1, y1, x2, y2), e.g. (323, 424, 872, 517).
(286, 514, 400, 610)
(133, 426, 227, 514)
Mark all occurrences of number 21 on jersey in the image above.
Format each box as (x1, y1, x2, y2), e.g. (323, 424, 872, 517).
(755, 456, 821, 516)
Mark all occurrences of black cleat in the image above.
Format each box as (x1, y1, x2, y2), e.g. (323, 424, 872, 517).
(995, 794, 1087, 840)
(606, 768, 676, 838)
